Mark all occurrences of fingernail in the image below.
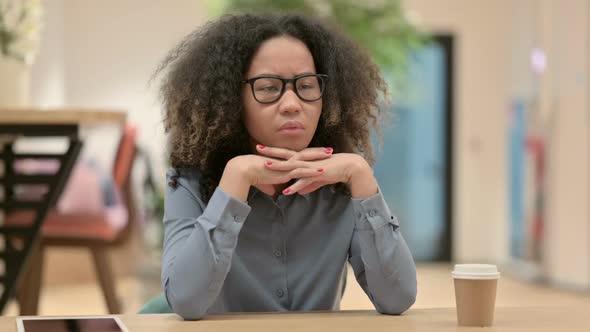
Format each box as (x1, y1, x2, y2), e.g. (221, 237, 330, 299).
(283, 189, 291, 195)
(265, 160, 273, 166)
(325, 147, 333, 154)
(258, 144, 266, 149)
(317, 168, 324, 172)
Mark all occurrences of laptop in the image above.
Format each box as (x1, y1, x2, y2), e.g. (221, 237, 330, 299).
(17, 316, 128, 332)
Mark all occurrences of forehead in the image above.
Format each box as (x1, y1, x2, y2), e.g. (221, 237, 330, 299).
(246, 36, 316, 76)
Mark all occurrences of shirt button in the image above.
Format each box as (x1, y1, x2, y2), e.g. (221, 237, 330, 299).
(276, 289, 284, 298)
(233, 215, 242, 222)
(369, 210, 377, 217)
(274, 250, 282, 257)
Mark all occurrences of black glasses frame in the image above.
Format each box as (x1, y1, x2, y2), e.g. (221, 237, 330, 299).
(242, 74, 328, 104)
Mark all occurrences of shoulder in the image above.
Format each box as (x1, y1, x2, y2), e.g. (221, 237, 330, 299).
(166, 167, 205, 203)
(167, 167, 203, 184)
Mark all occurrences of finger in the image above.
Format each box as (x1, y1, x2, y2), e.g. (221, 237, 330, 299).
(257, 168, 319, 186)
(286, 167, 324, 180)
(257, 145, 334, 161)
(291, 147, 334, 161)
(264, 159, 309, 171)
(298, 181, 329, 195)
(256, 144, 296, 160)
(282, 178, 316, 195)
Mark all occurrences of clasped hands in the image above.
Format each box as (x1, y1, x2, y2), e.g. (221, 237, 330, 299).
(242, 144, 371, 197)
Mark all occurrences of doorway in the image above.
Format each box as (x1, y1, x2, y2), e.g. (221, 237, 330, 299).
(373, 35, 454, 262)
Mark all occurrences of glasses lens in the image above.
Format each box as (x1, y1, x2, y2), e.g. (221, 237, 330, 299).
(253, 77, 283, 103)
(296, 75, 323, 101)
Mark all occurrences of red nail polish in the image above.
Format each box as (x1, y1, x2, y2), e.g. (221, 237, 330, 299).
(283, 189, 291, 194)
(265, 160, 273, 166)
(317, 168, 324, 172)
(325, 147, 333, 154)
(258, 144, 266, 149)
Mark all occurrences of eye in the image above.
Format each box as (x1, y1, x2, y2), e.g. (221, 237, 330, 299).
(257, 85, 280, 92)
(253, 78, 282, 93)
(297, 77, 319, 90)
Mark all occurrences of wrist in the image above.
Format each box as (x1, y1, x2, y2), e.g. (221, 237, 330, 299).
(347, 156, 378, 199)
(227, 155, 255, 184)
(219, 156, 252, 202)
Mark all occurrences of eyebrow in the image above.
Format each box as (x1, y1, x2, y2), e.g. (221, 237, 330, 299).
(250, 72, 317, 79)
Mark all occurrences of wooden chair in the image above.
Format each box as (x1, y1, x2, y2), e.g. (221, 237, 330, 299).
(138, 293, 172, 314)
(9, 124, 139, 315)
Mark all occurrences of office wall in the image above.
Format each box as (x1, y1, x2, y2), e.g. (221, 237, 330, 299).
(30, 0, 65, 106)
(63, 0, 207, 175)
(539, 0, 590, 289)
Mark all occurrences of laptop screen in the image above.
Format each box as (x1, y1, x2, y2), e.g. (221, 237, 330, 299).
(18, 317, 126, 332)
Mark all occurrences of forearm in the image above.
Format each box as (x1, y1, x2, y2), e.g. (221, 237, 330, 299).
(164, 220, 227, 320)
(354, 226, 417, 314)
(350, 191, 417, 314)
(162, 187, 250, 320)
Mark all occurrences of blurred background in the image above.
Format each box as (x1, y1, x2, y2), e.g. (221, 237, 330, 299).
(0, 0, 589, 315)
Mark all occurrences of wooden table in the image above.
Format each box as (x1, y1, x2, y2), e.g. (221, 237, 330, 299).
(0, 109, 126, 314)
(1, 307, 589, 331)
(0, 108, 126, 125)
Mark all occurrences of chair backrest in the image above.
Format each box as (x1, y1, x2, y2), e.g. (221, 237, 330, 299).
(111, 124, 139, 244)
(112, 124, 138, 189)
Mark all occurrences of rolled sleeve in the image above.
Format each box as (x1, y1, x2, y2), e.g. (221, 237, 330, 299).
(351, 188, 399, 231)
(348, 186, 416, 315)
(202, 187, 251, 235)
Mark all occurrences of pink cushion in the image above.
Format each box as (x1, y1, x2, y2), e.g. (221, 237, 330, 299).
(12, 159, 127, 231)
(57, 162, 104, 215)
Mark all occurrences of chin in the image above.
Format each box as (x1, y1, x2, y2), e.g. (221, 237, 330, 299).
(258, 133, 314, 151)
(275, 140, 311, 152)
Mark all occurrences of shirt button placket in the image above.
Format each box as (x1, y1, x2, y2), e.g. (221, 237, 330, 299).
(276, 206, 288, 305)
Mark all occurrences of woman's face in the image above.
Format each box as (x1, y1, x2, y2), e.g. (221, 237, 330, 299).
(242, 36, 322, 152)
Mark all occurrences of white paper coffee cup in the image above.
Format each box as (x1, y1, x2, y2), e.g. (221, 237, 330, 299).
(452, 264, 500, 327)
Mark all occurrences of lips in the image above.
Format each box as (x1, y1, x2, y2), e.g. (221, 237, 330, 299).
(279, 121, 305, 131)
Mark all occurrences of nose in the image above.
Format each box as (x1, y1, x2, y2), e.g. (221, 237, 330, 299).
(278, 85, 302, 114)
(278, 91, 301, 114)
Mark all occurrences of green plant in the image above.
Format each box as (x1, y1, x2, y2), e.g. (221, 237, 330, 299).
(208, 0, 429, 93)
(0, 0, 42, 63)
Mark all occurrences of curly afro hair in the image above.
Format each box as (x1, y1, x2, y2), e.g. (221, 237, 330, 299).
(155, 13, 388, 202)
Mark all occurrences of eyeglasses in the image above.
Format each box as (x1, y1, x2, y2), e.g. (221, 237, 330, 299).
(242, 74, 328, 104)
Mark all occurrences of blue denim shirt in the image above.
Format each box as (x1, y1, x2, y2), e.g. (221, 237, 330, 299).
(161, 168, 417, 320)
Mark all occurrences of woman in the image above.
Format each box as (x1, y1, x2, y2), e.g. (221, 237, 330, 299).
(156, 13, 417, 320)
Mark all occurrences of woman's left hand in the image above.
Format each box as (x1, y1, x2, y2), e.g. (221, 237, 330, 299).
(258, 147, 378, 198)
